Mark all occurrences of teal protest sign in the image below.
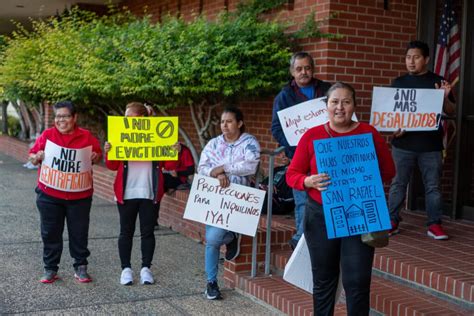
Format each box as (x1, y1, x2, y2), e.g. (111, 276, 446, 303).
(313, 133, 391, 239)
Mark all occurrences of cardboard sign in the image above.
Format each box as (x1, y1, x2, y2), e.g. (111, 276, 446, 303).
(314, 133, 391, 239)
(39, 140, 92, 192)
(183, 174, 266, 237)
(277, 97, 357, 146)
(370, 87, 444, 131)
(283, 234, 342, 301)
(107, 116, 179, 161)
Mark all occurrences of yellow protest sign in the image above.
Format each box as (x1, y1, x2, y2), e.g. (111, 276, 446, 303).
(107, 116, 179, 161)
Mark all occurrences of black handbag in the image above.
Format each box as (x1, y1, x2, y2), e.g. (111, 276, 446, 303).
(361, 230, 389, 248)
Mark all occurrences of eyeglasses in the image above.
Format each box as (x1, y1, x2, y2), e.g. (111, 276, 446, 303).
(55, 114, 73, 120)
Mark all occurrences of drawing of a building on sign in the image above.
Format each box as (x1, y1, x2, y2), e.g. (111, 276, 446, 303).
(345, 204, 367, 235)
(330, 206, 349, 237)
(361, 200, 382, 231)
(330, 201, 384, 237)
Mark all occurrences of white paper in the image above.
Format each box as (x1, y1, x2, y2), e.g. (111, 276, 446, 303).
(277, 97, 357, 146)
(370, 87, 444, 131)
(283, 234, 342, 302)
(39, 140, 92, 192)
(183, 174, 266, 237)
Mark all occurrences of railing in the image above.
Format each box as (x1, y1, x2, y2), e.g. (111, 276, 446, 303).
(251, 146, 285, 277)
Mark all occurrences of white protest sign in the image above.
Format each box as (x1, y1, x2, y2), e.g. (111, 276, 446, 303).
(370, 87, 444, 131)
(277, 97, 357, 146)
(183, 174, 265, 237)
(283, 234, 342, 301)
(39, 140, 93, 192)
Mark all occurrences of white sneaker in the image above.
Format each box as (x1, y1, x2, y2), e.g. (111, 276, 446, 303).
(140, 267, 154, 285)
(120, 268, 134, 285)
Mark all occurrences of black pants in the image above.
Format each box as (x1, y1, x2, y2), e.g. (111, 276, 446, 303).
(36, 189, 92, 272)
(304, 197, 374, 316)
(117, 199, 159, 269)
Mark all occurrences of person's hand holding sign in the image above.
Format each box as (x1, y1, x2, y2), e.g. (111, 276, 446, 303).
(210, 166, 224, 178)
(392, 128, 405, 138)
(435, 80, 456, 115)
(304, 173, 331, 191)
(210, 166, 230, 188)
(91, 151, 101, 164)
(29, 150, 45, 165)
(104, 142, 112, 153)
(217, 173, 230, 188)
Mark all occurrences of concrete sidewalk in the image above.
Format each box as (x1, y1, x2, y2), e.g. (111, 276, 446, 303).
(0, 152, 277, 315)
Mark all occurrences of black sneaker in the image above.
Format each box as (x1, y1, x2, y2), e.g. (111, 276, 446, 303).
(74, 265, 92, 283)
(225, 233, 241, 261)
(40, 269, 59, 284)
(205, 281, 222, 300)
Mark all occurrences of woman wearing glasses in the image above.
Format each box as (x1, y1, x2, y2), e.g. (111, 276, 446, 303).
(28, 101, 102, 284)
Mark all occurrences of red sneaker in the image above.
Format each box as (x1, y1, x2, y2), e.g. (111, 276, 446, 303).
(74, 265, 92, 283)
(427, 224, 449, 240)
(388, 220, 399, 236)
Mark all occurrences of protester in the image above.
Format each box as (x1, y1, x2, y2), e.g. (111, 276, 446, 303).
(271, 51, 331, 250)
(29, 101, 102, 284)
(162, 142, 195, 190)
(104, 102, 165, 286)
(198, 106, 260, 300)
(388, 40, 455, 240)
(154, 142, 195, 228)
(286, 82, 395, 315)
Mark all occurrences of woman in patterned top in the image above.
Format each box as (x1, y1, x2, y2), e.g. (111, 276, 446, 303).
(197, 106, 260, 300)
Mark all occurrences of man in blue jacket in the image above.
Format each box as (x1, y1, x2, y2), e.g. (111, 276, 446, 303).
(271, 51, 331, 249)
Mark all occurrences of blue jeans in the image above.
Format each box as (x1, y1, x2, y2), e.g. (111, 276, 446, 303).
(304, 197, 374, 315)
(205, 225, 234, 282)
(292, 189, 307, 242)
(388, 147, 443, 226)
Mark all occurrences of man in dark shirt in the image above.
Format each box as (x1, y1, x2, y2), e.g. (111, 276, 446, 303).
(271, 52, 331, 249)
(388, 40, 455, 240)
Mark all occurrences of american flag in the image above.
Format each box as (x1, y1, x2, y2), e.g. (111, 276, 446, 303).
(434, 0, 461, 84)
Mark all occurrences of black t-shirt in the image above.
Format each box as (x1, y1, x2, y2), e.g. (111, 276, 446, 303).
(391, 71, 450, 152)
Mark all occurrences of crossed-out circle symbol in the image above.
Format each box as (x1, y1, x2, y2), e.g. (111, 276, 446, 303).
(156, 120, 174, 138)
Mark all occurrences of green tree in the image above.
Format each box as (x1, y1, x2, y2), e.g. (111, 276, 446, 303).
(0, 2, 339, 158)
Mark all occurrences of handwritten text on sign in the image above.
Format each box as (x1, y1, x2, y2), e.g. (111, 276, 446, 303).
(370, 87, 444, 132)
(314, 134, 391, 239)
(107, 116, 179, 161)
(39, 140, 92, 192)
(277, 97, 357, 146)
(183, 174, 266, 237)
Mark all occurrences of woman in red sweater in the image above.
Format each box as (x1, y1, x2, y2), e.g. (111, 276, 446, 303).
(29, 101, 102, 284)
(286, 82, 395, 315)
(105, 102, 165, 286)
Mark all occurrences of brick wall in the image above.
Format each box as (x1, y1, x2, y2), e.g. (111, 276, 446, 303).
(117, 0, 457, 202)
(118, 0, 418, 147)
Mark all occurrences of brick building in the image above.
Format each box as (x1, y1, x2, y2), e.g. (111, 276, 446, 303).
(1, 0, 473, 314)
(119, 0, 474, 222)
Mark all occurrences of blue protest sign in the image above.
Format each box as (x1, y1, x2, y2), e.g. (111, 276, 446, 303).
(314, 133, 391, 239)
